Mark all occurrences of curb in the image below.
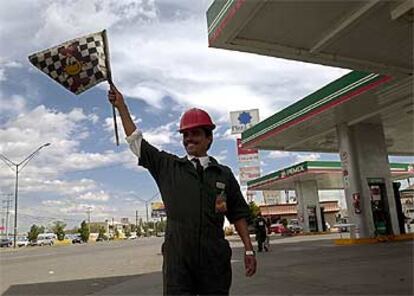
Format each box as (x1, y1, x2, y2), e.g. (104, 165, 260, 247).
(334, 233, 414, 245)
(54, 239, 72, 246)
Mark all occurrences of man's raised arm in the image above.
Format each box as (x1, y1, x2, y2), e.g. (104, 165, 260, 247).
(108, 83, 136, 137)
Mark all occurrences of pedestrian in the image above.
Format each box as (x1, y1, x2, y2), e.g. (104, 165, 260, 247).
(264, 217, 271, 251)
(108, 84, 257, 295)
(254, 212, 268, 252)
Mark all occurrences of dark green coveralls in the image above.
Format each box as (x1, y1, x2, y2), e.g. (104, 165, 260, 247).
(139, 139, 250, 295)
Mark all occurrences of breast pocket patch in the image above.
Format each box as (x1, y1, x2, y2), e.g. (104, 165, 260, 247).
(215, 182, 227, 213)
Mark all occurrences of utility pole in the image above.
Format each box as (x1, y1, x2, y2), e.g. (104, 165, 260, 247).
(145, 201, 149, 225)
(0, 143, 51, 248)
(86, 207, 92, 233)
(135, 210, 138, 232)
(2, 194, 14, 239)
(1, 218, 4, 236)
(134, 191, 160, 237)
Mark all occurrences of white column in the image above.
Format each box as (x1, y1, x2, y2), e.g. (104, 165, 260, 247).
(336, 122, 399, 238)
(294, 182, 308, 232)
(337, 123, 367, 237)
(295, 180, 322, 232)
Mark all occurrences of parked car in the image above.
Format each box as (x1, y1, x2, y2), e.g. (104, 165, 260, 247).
(29, 240, 38, 246)
(332, 223, 353, 233)
(36, 233, 56, 246)
(270, 223, 287, 234)
(96, 236, 109, 242)
(287, 219, 303, 233)
(16, 237, 29, 247)
(155, 232, 165, 238)
(0, 238, 12, 248)
(69, 234, 83, 244)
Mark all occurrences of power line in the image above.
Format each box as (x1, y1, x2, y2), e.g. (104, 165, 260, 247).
(16, 212, 81, 222)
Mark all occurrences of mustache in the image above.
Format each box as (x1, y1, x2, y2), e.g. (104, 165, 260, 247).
(184, 141, 197, 146)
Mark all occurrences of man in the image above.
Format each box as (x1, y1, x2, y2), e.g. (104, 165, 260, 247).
(108, 84, 257, 295)
(254, 212, 268, 252)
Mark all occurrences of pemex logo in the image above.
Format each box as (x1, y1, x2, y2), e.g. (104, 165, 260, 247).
(238, 111, 252, 125)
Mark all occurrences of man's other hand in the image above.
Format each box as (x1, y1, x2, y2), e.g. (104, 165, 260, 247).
(244, 254, 257, 277)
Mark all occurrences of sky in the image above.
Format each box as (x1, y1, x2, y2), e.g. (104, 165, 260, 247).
(1, 0, 411, 232)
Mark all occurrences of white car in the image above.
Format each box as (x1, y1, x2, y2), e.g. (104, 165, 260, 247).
(36, 233, 56, 246)
(287, 219, 303, 233)
(16, 237, 29, 247)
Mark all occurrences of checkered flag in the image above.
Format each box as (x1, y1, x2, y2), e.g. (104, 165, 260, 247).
(28, 30, 111, 95)
(29, 30, 120, 146)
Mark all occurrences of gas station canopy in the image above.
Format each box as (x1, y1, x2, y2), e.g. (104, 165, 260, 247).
(240, 71, 413, 155)
(247, 161, 414, 191)
(207, 0, 413, 238)
(207, 0, 413, 76)
(207, 1, 413, 155)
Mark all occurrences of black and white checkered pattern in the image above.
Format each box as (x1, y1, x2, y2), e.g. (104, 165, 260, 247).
(28, 31, 109, 95)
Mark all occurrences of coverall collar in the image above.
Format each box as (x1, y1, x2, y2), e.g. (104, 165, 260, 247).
(177, 155, 223, 172)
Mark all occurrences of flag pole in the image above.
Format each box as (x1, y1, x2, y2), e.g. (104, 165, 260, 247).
(102, 29, 119, 146)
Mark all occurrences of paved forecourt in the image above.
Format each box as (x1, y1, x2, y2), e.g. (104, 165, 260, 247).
(1, 235, 412, 295)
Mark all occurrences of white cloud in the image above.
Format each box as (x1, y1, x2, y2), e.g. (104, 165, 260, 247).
(42, 200, 64, 206)
(88, 113, 99, 124)
(0, 94, 26, 114)
(0, 176, 99, 197)
(0, 105, 146, 199)
(216, 128, 238, 141)
(268, 151, 291, 159)
(294, 153, 321, 163)
(141, 121, 180, 149)
(104, 115, 142, 132)
(33, 1, 157, 47)
(108, 2, 349, 121)
(214, 149, 229, 163)
(77, 190, 110, 202)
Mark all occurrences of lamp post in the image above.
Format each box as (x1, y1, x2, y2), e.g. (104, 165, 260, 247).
(0, 143, 51, 248)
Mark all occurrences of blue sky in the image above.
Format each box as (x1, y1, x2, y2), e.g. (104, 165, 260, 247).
(1, 0, 411, 232)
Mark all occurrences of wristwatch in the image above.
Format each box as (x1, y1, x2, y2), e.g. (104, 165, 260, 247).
(245, 250, 255, 256)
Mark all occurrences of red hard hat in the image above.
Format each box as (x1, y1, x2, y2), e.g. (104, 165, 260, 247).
(179, 108, 216, 132)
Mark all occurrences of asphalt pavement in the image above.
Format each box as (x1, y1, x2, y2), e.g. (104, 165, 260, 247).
(0, 234, 412, 295)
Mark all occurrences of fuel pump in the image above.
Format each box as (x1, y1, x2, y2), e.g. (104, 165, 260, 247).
(368, 182, 391, 236)
(307, 206, 318, 232)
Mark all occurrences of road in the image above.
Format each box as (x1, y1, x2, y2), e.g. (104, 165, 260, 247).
(0, 237, 163, 294)
(0, 234, 412, 295)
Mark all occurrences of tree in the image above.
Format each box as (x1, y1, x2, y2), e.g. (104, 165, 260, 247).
(89, 223, 104, 233)
(249, 201, 261, 222)
(115, 228, 120, 239)
(136, 225, 143, 237)
(130, 224, 137, 232)
(27, 224, 45, 242)
(97, 226, 107, 240)
(78, 220, 90, 242)
(51, 221, 66, 241)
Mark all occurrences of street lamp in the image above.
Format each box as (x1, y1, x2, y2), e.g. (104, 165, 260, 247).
(0, 143, 51, 248)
